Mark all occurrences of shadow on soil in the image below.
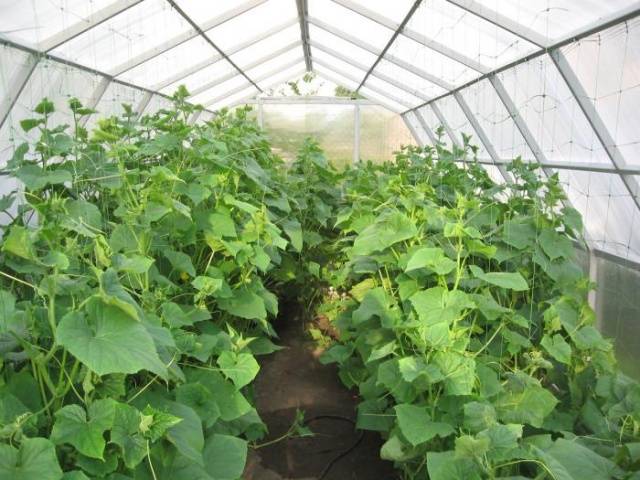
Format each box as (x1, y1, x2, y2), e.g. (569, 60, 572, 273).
(243, 302, 398, 480)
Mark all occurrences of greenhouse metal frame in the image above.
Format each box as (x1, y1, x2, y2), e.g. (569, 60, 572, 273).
(2, 0, 640, 278)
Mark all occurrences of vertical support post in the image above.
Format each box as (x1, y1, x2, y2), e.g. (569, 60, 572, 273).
(353, 103, 360, 164)
(0, 53, 39, 130)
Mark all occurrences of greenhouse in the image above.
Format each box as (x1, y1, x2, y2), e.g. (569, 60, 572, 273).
(1, 0, 640, 479)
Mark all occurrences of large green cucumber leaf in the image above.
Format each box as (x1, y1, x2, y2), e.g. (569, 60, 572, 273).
(0, 437, 62, 480)
(57, 299, 166, 378)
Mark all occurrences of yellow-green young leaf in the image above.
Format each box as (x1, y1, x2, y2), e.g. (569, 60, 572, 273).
(50, 399, 115, 459)
(405, 247, 456, 275)
(352, 211, 417, 256)
(469, 265, 529, 291)
(1, 226, 36, 260)
(217, 352, 259, 388)
(454, 435, 490, 460)
(57, 299, 167, 378)
(0, 437, 62, 480)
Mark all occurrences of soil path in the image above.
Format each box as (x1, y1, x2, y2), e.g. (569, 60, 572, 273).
(243, 310, 398, 480)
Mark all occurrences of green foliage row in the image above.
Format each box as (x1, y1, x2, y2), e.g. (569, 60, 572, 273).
(0, 92, 638, 480)
(0, 91, 333, 479)
(318, 137, 640, 479)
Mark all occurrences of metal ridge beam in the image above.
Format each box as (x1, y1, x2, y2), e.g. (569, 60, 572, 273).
(152, 18, 299, 92)
(308, 16, 454, 90)
(444, 0, 548, 48)
(311, 41, 431, 101)
(296, 0, 313, 71)
(403, 4, 640, 114)
(356, 0, 423, 91)
(111, 0, 267, 76)
(331, 0, 487, 72)
(166, 0, 262, 93)
(42, 0, 144, 52)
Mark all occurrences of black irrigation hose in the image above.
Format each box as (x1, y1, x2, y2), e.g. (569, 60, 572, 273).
(303, 414, 365, 480)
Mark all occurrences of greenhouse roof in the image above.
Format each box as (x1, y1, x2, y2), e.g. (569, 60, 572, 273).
(1, 0, 640, 264)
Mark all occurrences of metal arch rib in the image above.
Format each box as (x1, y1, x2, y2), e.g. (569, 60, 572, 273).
(330, 0, 488, 73)
(310, 41, 431, 101)
(550, 49, 640, 210)
(110, 0, 268, 76)
(413, 109, 439, 145)
(444, 0, 548, 48)
(313, 58, 414, 109)
(151, 18, 299, 92)
(42, 0, 144, 52)
(165, 0, 262, 93)
(313, 70, 402, 113)
(402, 4, 640, 115)
(0, 53, 39, 131)
(356, 0, 423, 91)
(307, 16, 454, 91)
(296, 0, 313, 71)
(189, 41, 302, 98)
(201, 58, 304, 107)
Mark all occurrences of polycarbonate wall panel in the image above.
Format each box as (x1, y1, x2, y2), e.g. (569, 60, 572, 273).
(117, 36, 214, 89)
(2, 59, 103, 156)
(496, 55, 611, 165)
(308, 0, 396, 51)
(469, 0, 638, 43)
(0, 0, 126, 48)
(596, 255, 640, 379)
(386, 35, 477, 88)
(459, 79, 534, 160)
(205, 0, 297, 52)
(561, 18, 640, 167)
(162, 59, 236, 96)
(51, 0, 192, 74)
(209, 86, 259, 112)
(417, 105, 453, 149)
(435, 95, 490, 158)
(229, 25, 301, 69)
(347, 0, 415, 24)
(308, 26, 379, 66)
(374, 59, 446, 100)
(557, 170, 640, 262)
(406, 0, 537, 70)
(262, 103, 354, 168)
(403, 111, 430, 146)
(87, 82, 147, 129)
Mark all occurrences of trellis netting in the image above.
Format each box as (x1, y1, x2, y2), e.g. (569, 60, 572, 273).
(1, 0, 640, 376)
